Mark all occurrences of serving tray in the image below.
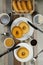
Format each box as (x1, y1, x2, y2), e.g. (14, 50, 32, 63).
(11, 0, 35, 14)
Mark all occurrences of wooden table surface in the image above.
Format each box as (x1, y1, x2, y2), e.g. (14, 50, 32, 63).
(0, 0, 42, 65)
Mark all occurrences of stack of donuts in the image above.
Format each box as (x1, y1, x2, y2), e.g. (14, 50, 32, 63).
(12, 0, 33, 13)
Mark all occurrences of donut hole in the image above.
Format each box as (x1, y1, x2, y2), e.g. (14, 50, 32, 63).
(22, 26, 26, 30)
(16, 31, 19, 35)
(19, 22, 30, 34)
(22, 52, 25, 56)
(11, 26, 23, 38)
(17, 47, 29, 58)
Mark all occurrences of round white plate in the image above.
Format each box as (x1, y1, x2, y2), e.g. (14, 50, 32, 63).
(14, 43, 33, 62)
(11, 17, 34, 41)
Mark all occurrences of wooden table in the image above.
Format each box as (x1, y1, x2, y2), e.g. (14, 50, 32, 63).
(0, 0, 38, 65)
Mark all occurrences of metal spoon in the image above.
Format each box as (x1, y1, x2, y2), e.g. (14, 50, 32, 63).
(33, 49, 43, 61)
(1, 32, 10, 36)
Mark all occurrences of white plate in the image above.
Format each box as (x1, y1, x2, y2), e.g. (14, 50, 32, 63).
(11, 17, 34, 41)
(14, 43, 33, 62)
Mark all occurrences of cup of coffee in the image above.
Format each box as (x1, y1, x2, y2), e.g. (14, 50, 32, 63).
(0, 13, 10, 25)
(4, 37, 14, 48)
(33, 14, 43, 25)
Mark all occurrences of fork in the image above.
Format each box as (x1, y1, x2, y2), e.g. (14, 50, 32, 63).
(33, 49, 43, 61)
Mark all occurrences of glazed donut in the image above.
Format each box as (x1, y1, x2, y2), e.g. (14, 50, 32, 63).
(17, 47, 29, 58)
(12, 26, 23, 38)
(17, 1, 24, 12)
(27, 0, 32, 12)
(19, 22, 30, 34)
(12, 1, 19, 12)
(21, 1, 28, 13)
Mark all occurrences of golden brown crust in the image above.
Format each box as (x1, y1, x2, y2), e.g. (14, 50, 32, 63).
(12, 0, 33, 13)
(21, 1, 28, 13)
(19, 22, 30, 34)
(12, 1, 19, 12)
(27, 0, 32, 12)
(12, 26, 23, 38)
(17, 1, 24, 12)
(17, 47, 29, 58)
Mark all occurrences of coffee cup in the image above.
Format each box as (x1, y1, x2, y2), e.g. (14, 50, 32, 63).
(0, 13, 10, 25)
(33, 14, 43, 25)
(4, 37, 14, 48)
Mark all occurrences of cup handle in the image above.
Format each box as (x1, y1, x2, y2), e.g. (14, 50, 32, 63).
(31, 11, 39, 17)
(0, 18, 3, 24)
(8, 13, 11, 17)
(7, 13, 12, 26)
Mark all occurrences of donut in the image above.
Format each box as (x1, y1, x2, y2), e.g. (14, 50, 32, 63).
(17, 47, 29, 58)
(19, 22, 30, 34)
(27, 0, 32, 12)
(21, 1, 28, 12)
(12, 26, 23, 38)
(17, 1, 24, 12)
(12, 1, 19, 12)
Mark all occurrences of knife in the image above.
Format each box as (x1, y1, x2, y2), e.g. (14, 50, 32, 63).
(0, 45, 20, 57)
(27, 21, 43, 33)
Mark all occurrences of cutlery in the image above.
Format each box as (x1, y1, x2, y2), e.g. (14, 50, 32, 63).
(27, 21, 43, 33)
(1, 32, 10, 36)
(33, 49, 43, 61)
(0, 45, 20, 57)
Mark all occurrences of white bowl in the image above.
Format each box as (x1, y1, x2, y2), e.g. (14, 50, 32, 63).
(14, 43, 33, 62)
(11, 17, 34, 41)
(0, 13, 10, 25)
(33, 14, 43, 25)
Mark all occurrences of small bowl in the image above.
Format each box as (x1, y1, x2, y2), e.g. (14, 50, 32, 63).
(14, 43, 33, 62)
(0, 13, 10, 25)
(4, 37, 14, 48)
(33, 14, 43, 25)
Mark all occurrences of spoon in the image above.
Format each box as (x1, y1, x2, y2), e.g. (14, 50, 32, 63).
(33, 49, 43, 61)
(30, 40, 43, 61)
(1, 32, 10, 36)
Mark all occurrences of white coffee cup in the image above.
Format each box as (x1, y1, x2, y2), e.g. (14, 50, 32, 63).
(0, 13, 10, 25)
(4, 37, 14, 48)
(33, 14, 43, 25)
